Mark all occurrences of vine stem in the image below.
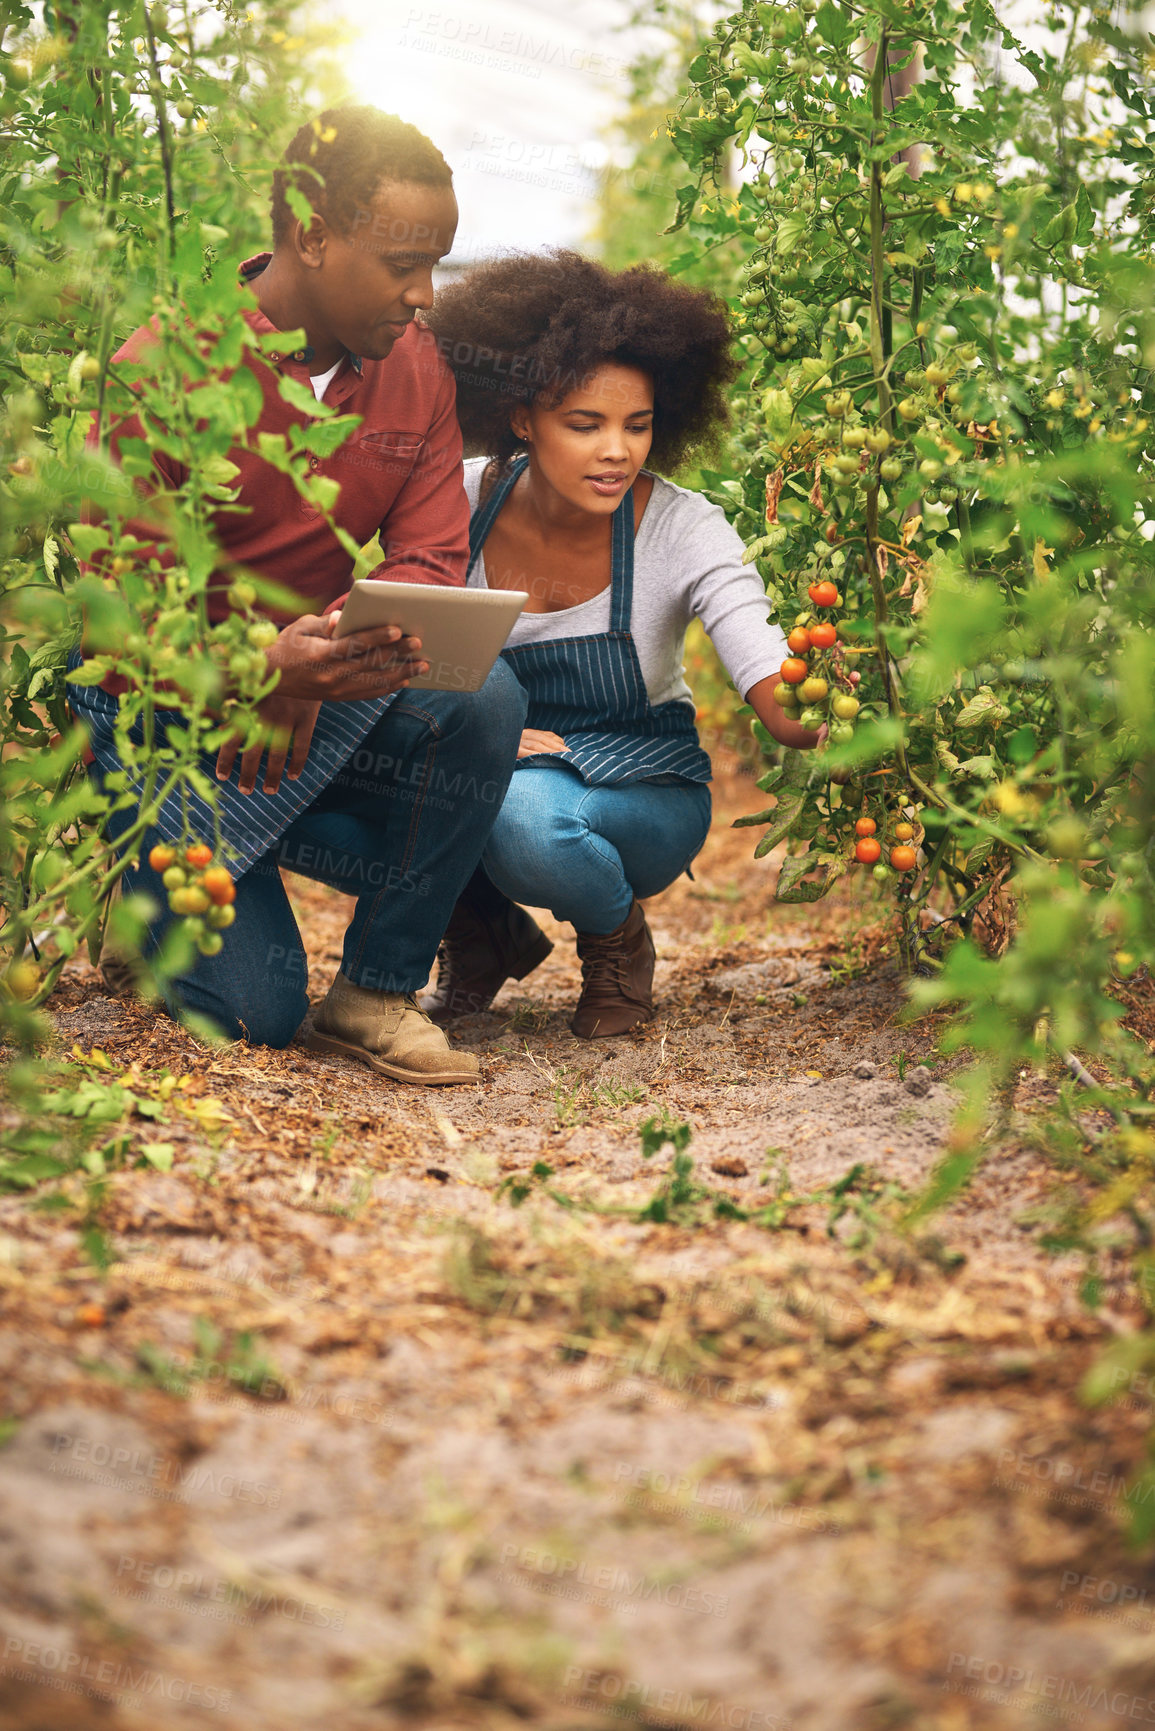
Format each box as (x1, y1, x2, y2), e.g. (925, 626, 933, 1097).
(143, 12, 176, 263)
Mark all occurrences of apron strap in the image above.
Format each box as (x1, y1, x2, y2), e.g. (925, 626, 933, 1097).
(609, 487, 635, 634)
(468, 453, 637, 636)
(467, 455, 527, 578)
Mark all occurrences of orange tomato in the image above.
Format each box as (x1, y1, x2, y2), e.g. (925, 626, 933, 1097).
(200, 867, 236, 907)
(890, 845, 918, 872)
(809, 622, 837, 649)
(148, 844, 177, 873)
(855, 836, 882, 864)
(184, 843, 213, 869)
(780, 657, 809, 684)
(893, 822, 914, 841)
(787, 627, 812, 654)
(808, 580, 839, 608)
(855, 817, 877, 837)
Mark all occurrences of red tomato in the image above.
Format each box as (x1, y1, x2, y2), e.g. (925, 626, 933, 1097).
(201, 866, 236, 907)
(808, 581, 839, 608)
(855, 817, 877, 837)
(890, 845, 918, 872)
(855, 836, 882, 864)
(809, 622, 837, 649)
(787, 627, 812, 654)
(185, 843, 213, 869)
(780, 657, 809, 685)
(148, 844, 177, 873)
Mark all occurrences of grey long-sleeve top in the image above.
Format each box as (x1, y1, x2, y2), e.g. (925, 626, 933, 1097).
(463, 458, 788, 709)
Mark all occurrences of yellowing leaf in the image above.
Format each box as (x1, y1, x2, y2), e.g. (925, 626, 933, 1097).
(1033, 537, 1054, 580)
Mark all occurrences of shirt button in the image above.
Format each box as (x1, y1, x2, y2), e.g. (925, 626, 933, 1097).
(308, 455, 319, 468)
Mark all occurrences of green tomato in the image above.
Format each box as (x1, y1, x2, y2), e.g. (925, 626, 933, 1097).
(1046, 818, 1087, 859)
(918, 458, 944, 481)
(897, 398, 922, 422)
(879, 458, 903, 482)
(799, 677, 828, 703)
(841, 427, 867, 450)
(864, 428, 891, 454)
(831, 693, 859, 720)
(246, 620, 279, 650)
(828, 720, 855, 744)
(872, 863, 891, 884)
(196, 930, 225, 957)
(799, 706, 825, 729)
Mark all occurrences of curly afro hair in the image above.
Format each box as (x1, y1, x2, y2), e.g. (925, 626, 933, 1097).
(425, 251, 738, 474)
(271, 107, 452, 244)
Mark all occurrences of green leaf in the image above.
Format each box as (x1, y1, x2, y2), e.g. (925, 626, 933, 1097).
(278, 372, 332, 417)
(256, 328, 307, 356)
(753, 790, 806, 858)
(775, 214, 810, 256)
(775, 849, 848, 904)
(956, 687, 1011, 729)
(662, 182, 700, 236)
(140, 1142, 175, 1171)
(1073, 182, 1095, 247)
(300, 414, 362, 458)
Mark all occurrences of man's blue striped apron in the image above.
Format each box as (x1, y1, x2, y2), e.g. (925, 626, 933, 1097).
(469, 458, 711, 786)
(67, 649, 395, 878)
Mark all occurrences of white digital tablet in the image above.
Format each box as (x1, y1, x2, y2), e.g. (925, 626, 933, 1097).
(332, 579, 528, 693)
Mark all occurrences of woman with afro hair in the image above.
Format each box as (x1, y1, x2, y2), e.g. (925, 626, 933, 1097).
(420, 250, 822, 1039)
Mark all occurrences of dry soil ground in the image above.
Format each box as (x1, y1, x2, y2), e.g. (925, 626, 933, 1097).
(1, 765, 1153, 1731)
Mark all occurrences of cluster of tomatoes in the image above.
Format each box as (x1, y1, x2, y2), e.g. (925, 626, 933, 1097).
(772, 579, 862, 740)
(146, 842, 236, 956)
(853, 816, 919, 878)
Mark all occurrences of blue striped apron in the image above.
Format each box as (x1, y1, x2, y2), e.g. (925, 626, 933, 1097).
(469, 458, 711, 786)
(67, 649, 396, 878)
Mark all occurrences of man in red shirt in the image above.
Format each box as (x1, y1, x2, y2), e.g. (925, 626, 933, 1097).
(74, 108, 527, 1084)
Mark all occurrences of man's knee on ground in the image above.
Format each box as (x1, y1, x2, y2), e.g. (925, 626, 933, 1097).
(174, 966, 308, 1051)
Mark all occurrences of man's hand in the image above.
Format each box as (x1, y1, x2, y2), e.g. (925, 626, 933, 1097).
(215, 612, 429, 795)
(266, 611, 428, 703)
(216, 694, 322, 795)
(517, 728, 567, 759)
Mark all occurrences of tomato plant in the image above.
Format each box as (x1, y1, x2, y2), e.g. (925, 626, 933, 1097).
(666, 0, 1154, 1082)
(0, 1, 341, 1040)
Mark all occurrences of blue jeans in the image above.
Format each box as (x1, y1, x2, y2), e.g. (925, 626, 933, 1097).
(482, 761, 712, 934)
(113, 662, 526, 1046)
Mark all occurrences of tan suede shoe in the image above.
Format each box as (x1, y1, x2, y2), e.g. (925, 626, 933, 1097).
(308, 971, 479, 1086)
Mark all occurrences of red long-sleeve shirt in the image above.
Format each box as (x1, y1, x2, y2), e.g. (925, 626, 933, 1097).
(100, 252, 468, 631)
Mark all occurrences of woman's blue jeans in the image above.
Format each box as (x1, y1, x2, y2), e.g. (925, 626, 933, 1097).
(112, 662, 526, 1046)
(482, 761, 712, 934)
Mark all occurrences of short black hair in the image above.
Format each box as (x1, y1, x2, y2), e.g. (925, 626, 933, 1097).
(270, 106, 452, 244)
(425, 250, 738, 473)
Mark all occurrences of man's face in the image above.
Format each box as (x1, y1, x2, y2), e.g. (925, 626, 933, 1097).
(306, 179, 458, 361)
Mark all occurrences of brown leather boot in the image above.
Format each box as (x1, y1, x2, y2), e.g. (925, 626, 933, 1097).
(420, 868, 553, 1024)
(571, 899, 655, 1039)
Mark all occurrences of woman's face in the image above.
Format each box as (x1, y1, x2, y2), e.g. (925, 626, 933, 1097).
(513, 362, 654, 515)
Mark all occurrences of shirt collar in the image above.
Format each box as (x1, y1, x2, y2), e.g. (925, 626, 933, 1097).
(238, 252, 363, 375)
